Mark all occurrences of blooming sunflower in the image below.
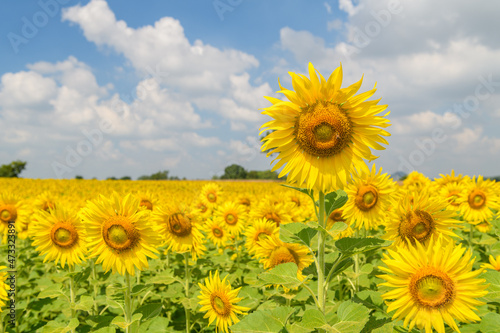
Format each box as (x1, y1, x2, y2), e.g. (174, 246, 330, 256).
(80, 192, 161, 276)
(343, 164, 397, 230)
(153, 205, 206, 261)
(385, 190, 460, 248)
(32, 191, 57, 211)
(214, 201, 247, 236)
(255, 235, 314, 280)
(378, 236, 488, 333)
(481, 255, 500, 271)
(244, 218, 279, 257)
(204, 218, 230, 248)
(200, 183, 223, 208)
(260, 63, 390, 192)
(30, 207, 87, 268)
(433, 169, 469, 187)
(460, 176, 499, 224)
(198, 270, 249, 333)
(249, 198, 293, 227)
(433, 182, 466, 212)
(135, 191, 158, 211)
(326, 209, 354, 239)
(0, 266, 8, 312)
(0, 192, 28, 242)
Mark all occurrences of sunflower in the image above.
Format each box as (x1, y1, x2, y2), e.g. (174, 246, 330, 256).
(32, 191, 57, 211)
(214, 201, 247, 236)
(135, 191, 158, 211)
(260, 62, 390, 192)
(153, 205, 206, 261)
(200, 183, 223, 208)
(80, 192, 161, 276)
(30, 207, 87, 268)
(385, 190, 460, 248)
(433, 170, 469, 187)
(255, 235, 314, 280)
(244, 218, 279, 257)
(378, 235, 488, 333)
(403, 171, 431, 191)
(198, 270, 249, 333)
(475, 220, 492, 233)
(433, 182, 466, 211)
(460, 176, 499, 224)
(0, 192, 28, 242)
(0, 266, 8, 312)
(204, 218, 230, 248)
(326, 209, 354, 239)
(193, 199, 213, 221)
(249, 198, 293, 227)
(343, 164, 397, 230)
(481, 255, 500, 271)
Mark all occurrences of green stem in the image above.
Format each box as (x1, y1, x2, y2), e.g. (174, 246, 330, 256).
(91, 260, 99, 316)
(354, 230, 359, 293)
(184, 253, 191, 333)
(317, 191, 326, 314)
(469, 226, 474, 248)
(124, 272, 133, 333)
(69, 266, 76, 333)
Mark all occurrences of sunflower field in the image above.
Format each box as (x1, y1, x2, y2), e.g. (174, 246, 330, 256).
(1, 64, 500, 333)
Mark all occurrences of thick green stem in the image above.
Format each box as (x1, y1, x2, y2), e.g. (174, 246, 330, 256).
(354, 230, 360, 293)
(184, 253, 191, 333)
(91, 260, 99, 316)
(124, 272, 133, 333)
(317, 191, 326, 314)
(69, 266, 76, 333)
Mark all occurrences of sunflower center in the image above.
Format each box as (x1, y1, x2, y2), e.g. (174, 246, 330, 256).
(0, 206, 17, 223)
(239, 198, 251, 206)
(270, 246, 297, 268)
(50, 222, 78, 248)
(207, 192, 217, 203)
(446, 191, 460, 207)
(102, 216, 138, 252)
(256, 232, 270, 242)
(168, 213, 192, 237)
(265, 212, 281, 226)
(140, 200, 153, 210)
(355, 185, 378, 211)
(399, 210, 435, 245)
(42, 201, 56, 211)
(211, 294, 231, 316)
(409, 267, 455, 308)
(469, 190, 486, 209)
(295, 101, 352, 158)
(198, 203, 208, 213)
(291, 197, 301, 206)
(329, 209, 345, 222)
(212, 227, 223, 238)
(225, 213, 237, 225)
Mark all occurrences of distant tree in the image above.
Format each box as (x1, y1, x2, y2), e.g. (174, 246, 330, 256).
(75, 175, 84, 180)
(221, 164, 247, 179)
(247, 170, 279, 180)
(107, 177, 118, 180)
(138, 170, 172, 180)
(120, 176, 131, 180)
(0, 160, 27, 178)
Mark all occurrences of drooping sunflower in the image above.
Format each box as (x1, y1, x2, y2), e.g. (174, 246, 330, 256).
(0, 266, 8, 312)
(378, 235, 488, 333)
(0, 192, 28, 242)
(198, 270, 249, 333)
(244, 218, 279, 257)
(135, 191, 158, 211)
(260, 63, 390, 192)
(343, 164, 397, 230)
(30, 206, 87, 268)
(153, 205, 206, 261)
(460, 176, 499, 224)
(433, 182, 466, 212)
(204, 218, 230, 248)
(326, 209, 354, 239)
(200, 183, 223, 208)
(385, 190, 460, 248)
(481, 255, 500, 271)
(80, 192, 161, 276)
(255, 235, 314, 280)
(32, 191, 58, 211)
(214, 201, 247, 236)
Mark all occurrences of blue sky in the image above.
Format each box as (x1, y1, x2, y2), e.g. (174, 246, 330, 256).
(1, 0, 500, 180)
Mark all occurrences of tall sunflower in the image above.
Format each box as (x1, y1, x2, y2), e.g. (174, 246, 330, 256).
(198, 270, 249, 333)
(260, 63, 390, 192)
(460, 176, 499, 224)
(385, 190, 460, 248)
(214, 201, 247, 236)
(30, 207, 87, 268)
(244, 218, 279, 257)
(0, 193, 28, 242)
(153, 205, 206, 261)
(204, 218, 230, 248)
(200, 183, 223, 208)
(249, 197, 293, 227)
(378, 236, 488, 333)
(80, 192, 161, 276)
(343, 164, 397, 230)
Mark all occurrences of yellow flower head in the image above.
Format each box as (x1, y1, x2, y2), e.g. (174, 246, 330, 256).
(204, 217, 230, 249)
(0, 192, 28, 242)
(378, 236, 488, 333)
(481, 254, 500, 271)
(200, 183, 223, 208)
(460, 176, 500, 224)
(214, 201, 248, 236)
(261, 63, 390, 192)
(244, 218, 279, 256)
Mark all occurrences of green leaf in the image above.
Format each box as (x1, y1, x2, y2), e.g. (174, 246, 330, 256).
(134, 303, 163, 321)
(93, 327, 116, 333)
(238, 286, 262, 309)
(324, 190, 348, 216)
(131, 284, 153, 296)
(140, 317, 171, 332)
(74, 295, 94, 312)
(479, 312, 500, 333)
(230, 306, 295, 332)
(149, 269, 179, 285)
(41, 318, 79, 333)
(360, 316, 392, 333)
(280, 223, 317, 247)
(38, 284, 65, 299)
(293, 309, 329, 332)
(335, 237, 392, 256)
(259, 262, 304, 289)
(330, 301, 370, 333)
(481, 270, 500, 303)
(282, 184, 313, 199)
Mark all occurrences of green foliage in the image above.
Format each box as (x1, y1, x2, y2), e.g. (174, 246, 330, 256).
(0, 160, 27, 177)
(230, 306, 295, 332)
(221, 164, 248, 179)
(138, 170, 179, 180)
(335, 237, 392, 257)
(259, 262, 305, 289)
(279, 223, 317, 248)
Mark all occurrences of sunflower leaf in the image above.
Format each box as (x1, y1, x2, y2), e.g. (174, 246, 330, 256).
(230, 306, 295, 333)
(280, 222, 317, 247)
(259, 262, 304, 289)
(335, 237, 392, 257)
(480, 270, 500, 303)
(330, 301, 370, 333)
(133, 303, 162, 321)
(479, 312, 500, 333)
(282, 184, 314, 200)
(324, 190, 348, 217)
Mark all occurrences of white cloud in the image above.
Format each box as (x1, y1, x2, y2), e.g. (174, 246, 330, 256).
(392, 111, 461, 134)
(324, 2, 332, 14)
(339, 0, 363, 16)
